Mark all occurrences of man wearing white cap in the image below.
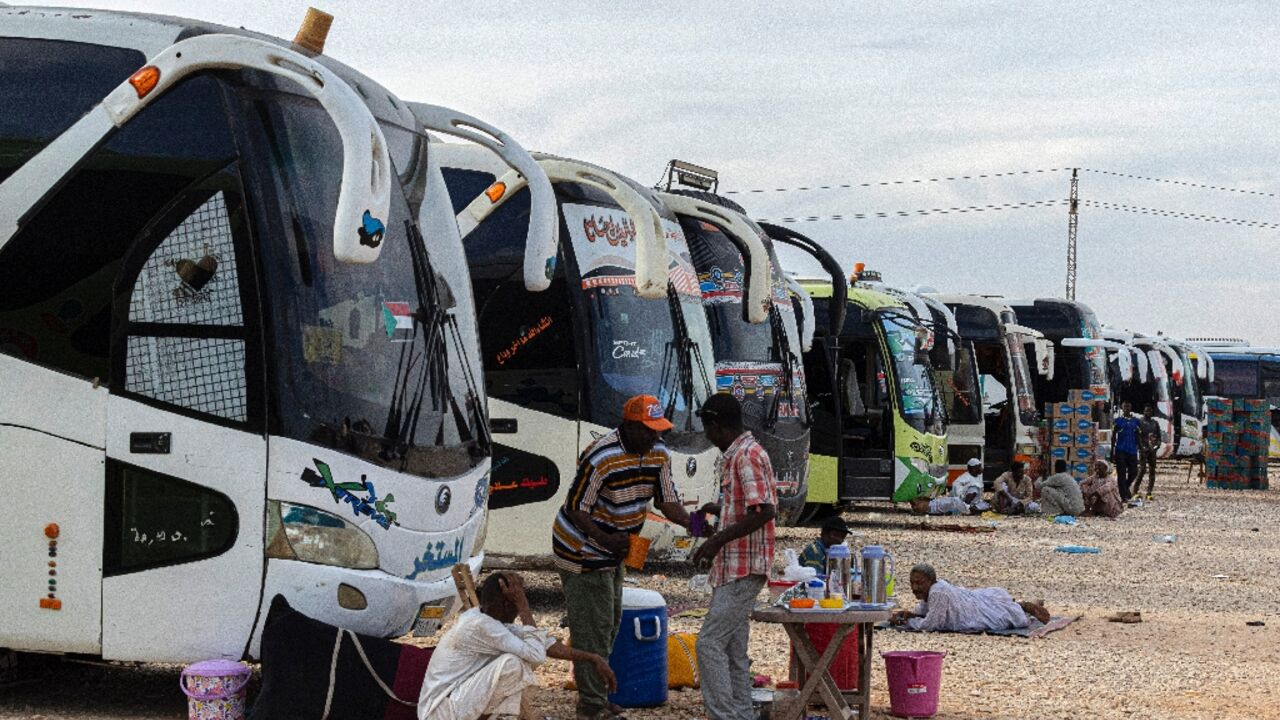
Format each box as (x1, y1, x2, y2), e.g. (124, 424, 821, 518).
(950, 458, 989, 514)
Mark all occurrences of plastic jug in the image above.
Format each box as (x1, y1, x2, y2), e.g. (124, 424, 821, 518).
(860, 545, 895, 604)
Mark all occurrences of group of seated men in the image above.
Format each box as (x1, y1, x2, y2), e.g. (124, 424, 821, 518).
(911, 458, 1124, 519)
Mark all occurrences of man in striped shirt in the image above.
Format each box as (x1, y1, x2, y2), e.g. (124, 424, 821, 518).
(553, 394, 691, 720)
(690, 393, 777, 720)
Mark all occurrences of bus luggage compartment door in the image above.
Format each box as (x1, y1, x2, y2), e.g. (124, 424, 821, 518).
(0, 424, 105, 654)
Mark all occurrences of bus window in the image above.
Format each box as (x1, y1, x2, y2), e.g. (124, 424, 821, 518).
(0, 39, 143, 182)
(1214, 361, 1260, 397)
(122, 188, 254, 423)
(0, 72, 237, 382)
(456, 183, 580, 420)
(103, 462, 238, 576)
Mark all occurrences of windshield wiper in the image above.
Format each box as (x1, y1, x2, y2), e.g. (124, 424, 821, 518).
(768, 303, 810, 429)
(382, 220, 490, 467)
(661, 284, 712, 431)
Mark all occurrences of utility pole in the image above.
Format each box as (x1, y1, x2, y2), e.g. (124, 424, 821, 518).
(1065, 168, 1079, 300)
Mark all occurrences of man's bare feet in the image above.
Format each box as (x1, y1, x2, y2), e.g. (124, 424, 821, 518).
(1020, 600, 1051, 624)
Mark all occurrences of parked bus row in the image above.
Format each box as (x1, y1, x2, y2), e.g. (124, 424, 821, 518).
(0, 6, 1253, 667)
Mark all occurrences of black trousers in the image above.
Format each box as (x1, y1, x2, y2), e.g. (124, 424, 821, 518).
(1114, 451, 1138, 501)
(1136, 449, 1158, 495)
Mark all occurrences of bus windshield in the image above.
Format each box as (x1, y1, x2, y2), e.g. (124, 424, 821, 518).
(681, 218, 773, 360)
(1177, 350, 1202, 417)
(879, 312, 945, 435)
(562, 202, 710, 432)
(680, 217, 806, 423)
(252, 94, 481, 478)
(1079, 306, 1111, 400)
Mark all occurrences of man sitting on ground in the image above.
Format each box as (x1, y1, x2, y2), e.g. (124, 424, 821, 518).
(952, 458, 991, 513)
(1037, 460, 1085, 517)
(418, 572, 616, 720)
(1081, 459, 1124, 519)
(889, 563, 1050, 633)
(798, 516, 850, 572)
(992, 461, 1039, 514)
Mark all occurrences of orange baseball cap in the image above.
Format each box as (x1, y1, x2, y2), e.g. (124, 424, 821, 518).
(623, 394, 674, 432)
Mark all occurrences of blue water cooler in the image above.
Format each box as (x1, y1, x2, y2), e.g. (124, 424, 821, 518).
(608, 587, 668, 707)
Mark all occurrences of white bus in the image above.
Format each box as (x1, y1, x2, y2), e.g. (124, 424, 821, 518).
(653, 164, 813, 525)
(0, 8, 532, 661)
(435, 146, 724, 562)
(930, 295, 1051, 480)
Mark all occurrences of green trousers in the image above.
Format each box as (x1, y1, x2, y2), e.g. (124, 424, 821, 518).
(559, 564, 625, 713)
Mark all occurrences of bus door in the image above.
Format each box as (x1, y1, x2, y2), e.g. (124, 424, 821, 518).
(101, 180, 267, 662)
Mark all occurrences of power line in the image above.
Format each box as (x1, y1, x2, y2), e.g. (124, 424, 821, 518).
(756, 198, 1070, 223)
(1080, 200, 1280, 229)
(724, 167, 1277, 199)
(724, 169, 1068, 195)
(1079, 169, 1278, 198)
(754, 197, 1280, 229)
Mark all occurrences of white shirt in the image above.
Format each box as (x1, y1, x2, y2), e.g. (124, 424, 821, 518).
(418, 608, 554, 719)
(951, 471, 984, 502)
(907, 579, 1029, 633)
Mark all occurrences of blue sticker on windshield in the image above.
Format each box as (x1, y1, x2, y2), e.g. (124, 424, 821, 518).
(358, 210, 385, 249)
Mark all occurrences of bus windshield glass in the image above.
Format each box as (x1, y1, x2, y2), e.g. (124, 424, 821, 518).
(1079, 306, 1111, 400)
(252, 93, 480, 478)
(879, 312, 945, 435)
(562, 202, 707, 431)
(1213, 358, 1260, 397)
(1178, 350, 1202, 417)
(681, 218, 773, 360)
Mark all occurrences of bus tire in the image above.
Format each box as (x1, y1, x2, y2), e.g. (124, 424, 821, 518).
(795, 502, 835, 525)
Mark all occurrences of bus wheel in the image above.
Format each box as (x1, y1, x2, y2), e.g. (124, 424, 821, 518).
(795, 502, 835, 526)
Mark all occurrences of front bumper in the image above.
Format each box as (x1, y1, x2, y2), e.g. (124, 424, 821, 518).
(247, 551, 483, 658)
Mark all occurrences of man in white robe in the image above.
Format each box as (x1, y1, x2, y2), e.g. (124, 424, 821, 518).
(889, 563, 1050, 632)
(951, 458, 991, 513)
(418, 572, 616, 720)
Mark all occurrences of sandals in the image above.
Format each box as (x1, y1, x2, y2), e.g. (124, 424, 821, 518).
(576, 706, 627, 720)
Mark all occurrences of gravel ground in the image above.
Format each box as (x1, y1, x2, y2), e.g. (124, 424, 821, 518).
(4, 465, 1278, 719)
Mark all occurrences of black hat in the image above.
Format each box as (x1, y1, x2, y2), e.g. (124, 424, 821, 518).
(820, 517, 850, 535)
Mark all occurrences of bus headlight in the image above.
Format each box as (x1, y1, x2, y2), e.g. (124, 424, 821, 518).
(266, 500, 379, 570)
(1015, 444, 1039, 457)
(928, 464, 948, 479)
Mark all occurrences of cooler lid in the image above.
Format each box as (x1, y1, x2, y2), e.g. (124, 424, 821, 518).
(621, 587, 667, 609)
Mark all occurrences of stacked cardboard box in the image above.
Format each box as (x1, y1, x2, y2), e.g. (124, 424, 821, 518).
(1044, 389, 1099, 482)
(1205, 396, 1270, 490)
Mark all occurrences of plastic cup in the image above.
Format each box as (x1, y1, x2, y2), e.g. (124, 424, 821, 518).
(624, 534, 651, 570)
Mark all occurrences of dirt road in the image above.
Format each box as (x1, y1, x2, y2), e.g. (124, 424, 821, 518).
(4, 466, 1277, 719)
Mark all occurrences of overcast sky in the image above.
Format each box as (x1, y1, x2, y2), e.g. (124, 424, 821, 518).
(37, 1, 1280, 343)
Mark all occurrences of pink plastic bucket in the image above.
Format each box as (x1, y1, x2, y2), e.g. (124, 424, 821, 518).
(180, 659, 251, 720)
(881, 650, 945, 718)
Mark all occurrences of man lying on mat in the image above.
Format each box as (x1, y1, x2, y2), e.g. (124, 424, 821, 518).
(889, 563, 1050, 633)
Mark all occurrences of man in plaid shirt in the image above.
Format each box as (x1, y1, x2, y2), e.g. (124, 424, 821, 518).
(690, 393, 777, 720)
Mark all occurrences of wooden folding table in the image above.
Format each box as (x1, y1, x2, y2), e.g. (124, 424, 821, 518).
(750, 606, 892, 720)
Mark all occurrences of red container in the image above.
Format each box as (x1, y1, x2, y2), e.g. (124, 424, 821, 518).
(789, 623, 860, 690)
